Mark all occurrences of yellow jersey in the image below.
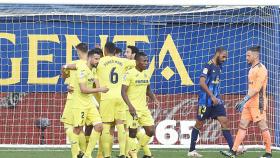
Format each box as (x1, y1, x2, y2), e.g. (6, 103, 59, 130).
(96, 56, 135, 100)
(92, 67, 101, 104)
(72, 62, 96, 108)
(123, 68, 150, 110)
(64, 60, 87, 100)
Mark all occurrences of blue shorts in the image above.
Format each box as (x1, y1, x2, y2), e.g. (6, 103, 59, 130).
(196, 103, 226, 120)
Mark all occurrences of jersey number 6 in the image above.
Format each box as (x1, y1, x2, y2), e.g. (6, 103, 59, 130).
(110, 67, 118, 84)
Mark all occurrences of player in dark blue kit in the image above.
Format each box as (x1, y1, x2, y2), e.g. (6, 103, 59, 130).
(188, 48, 233, 157)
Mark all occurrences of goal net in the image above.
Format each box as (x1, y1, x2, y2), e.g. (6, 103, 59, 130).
(0, 4, 279, 149)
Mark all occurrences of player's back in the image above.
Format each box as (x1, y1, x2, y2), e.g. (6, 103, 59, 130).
(247, 63, 268, 110)
(97, 56, 135, 100)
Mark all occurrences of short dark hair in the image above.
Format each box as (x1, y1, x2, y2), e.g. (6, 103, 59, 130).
(127, 46, 139, 54)
(134, 51, 147, 60)
(248, 46, 260, 52)
(115, 47, 122, 54)
(215, 47, 226, 54)
(88, 48, 103, 57)
(94, 48, 103, 57)
(75, 43, 88, 53)
(105, 42, 116, 54)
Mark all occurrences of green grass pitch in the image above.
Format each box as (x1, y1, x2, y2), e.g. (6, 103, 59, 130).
(0, 148, 280, 158)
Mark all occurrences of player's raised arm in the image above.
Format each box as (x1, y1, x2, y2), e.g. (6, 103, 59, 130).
(62, 63, 77, 70)
(61, 64, 77, 79)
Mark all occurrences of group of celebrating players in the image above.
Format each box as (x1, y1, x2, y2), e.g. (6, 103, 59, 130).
(60, 42, 272, 158)
(61, 42, 158, 158)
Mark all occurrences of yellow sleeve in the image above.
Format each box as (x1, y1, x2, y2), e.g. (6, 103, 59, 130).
(76, 61, 84, 70)
(77, 66, 87, 83)
(123, 71, 132, 86)
(125, 59, 136, 69)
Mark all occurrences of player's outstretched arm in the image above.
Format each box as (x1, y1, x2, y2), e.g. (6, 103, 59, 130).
(79, 83, 109, 94)
(61, 64, 77, 79)
(92, 78, 101, 102)
(146, 85, 159, 105)
(94, 78, 100, 88)
(62, 64, 77, 70)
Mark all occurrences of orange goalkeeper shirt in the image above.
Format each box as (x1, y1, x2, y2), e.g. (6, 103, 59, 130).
(246, 63, 268, 111)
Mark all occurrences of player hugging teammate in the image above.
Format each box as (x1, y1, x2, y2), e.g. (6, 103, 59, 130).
(61, 42, 158, 158)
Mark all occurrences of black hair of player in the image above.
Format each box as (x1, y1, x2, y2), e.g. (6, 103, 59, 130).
(94, 48, 103, 57)
(116, 47, 122, 54)
(127, 45, 139, 54)
(75, 43, 88, 53)
(247, 46, 261, 52)
(215, 47, 226, 54)
(105, 42, 116, 55)
(134, 52, 147, 61)
(88, 48, 103, 57)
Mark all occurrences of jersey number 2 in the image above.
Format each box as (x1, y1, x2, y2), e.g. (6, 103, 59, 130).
(110, 67, 118, 84)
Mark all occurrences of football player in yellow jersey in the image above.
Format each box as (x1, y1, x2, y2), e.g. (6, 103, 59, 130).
(61, 43, 89, 158)
(121, 52, 159, 158)
(73, 50, 109, 158)
(83, 48, 106, 158)
(123, 45, 138, 158)
(62, 48, 109, 158)
(83, 48, 103, 148)
(61, 43, 88, 126)
(124, 46, 153, 158)
(97, 42, 135, 158)
(96, 46, 133, 158)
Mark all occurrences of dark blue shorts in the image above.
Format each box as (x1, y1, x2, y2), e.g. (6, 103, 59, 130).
(196, 103, 226, 120)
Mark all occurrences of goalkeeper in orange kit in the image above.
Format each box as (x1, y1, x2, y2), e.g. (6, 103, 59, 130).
(221, 46, 272, 158)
